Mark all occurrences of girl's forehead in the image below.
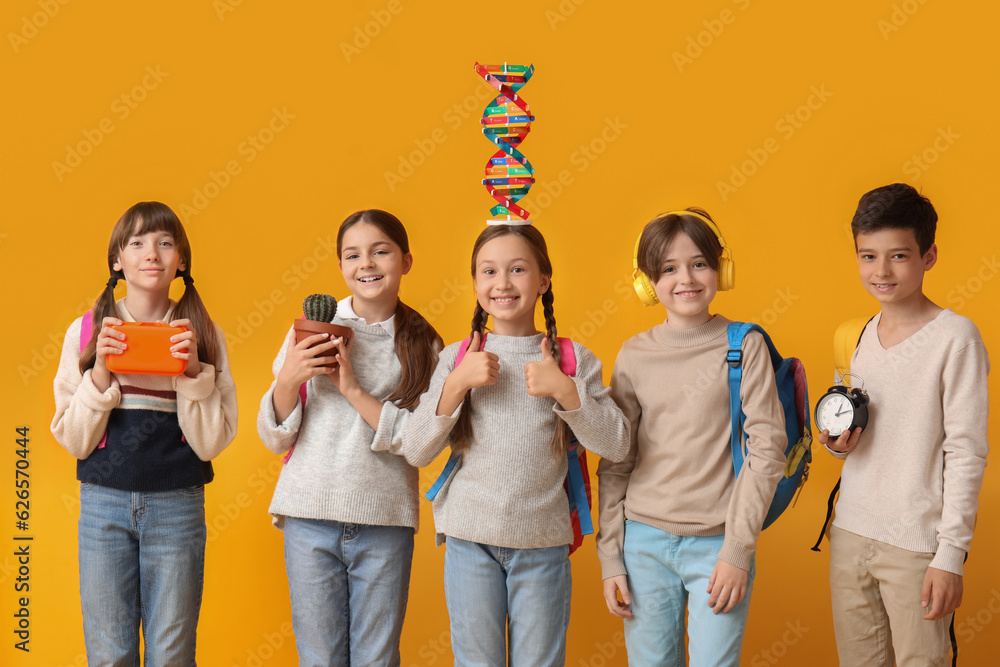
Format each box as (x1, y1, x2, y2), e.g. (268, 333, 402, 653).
(662, 231, 700, 257)
(123, 217, 176, 240)
(341, 221, 395, 247)
(477, 234, 536, 262)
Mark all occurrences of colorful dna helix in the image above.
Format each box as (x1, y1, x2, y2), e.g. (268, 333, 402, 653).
(474, 62, 535, 223)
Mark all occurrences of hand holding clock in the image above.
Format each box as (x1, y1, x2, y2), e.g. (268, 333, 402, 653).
(818, 426, 863, 454)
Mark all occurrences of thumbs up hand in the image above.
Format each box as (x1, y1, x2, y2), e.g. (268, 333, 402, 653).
(525, 338, 580, 409)
(437, 331, 500, 417)
(453, 331, 500, 393)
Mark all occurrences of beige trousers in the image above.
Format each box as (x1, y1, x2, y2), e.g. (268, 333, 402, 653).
(829, 526, 953, 667)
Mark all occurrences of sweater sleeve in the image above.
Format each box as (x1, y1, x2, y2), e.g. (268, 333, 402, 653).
(370, 338, 444, 457)
(931, 339, 990, 575)
(596, 345, 640, 580)
(718, 331, 787, 569)
(50, 317, 123, 459)
(174, 322, 238, 461)
(554, 343, 630, 463)
(383, 343, 463, 468)
(257, 327, 304, 455)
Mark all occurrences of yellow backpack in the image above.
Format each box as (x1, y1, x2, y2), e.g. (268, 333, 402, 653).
(810, 315, 872, 552)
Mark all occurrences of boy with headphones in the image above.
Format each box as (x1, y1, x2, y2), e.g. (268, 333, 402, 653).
(820, 184, 989, 665)
(596, 209, 787, 666)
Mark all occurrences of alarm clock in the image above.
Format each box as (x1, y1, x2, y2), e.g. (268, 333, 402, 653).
(815, 375, 869, 438)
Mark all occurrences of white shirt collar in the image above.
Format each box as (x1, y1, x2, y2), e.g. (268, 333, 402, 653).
(337, 295, 395, 336)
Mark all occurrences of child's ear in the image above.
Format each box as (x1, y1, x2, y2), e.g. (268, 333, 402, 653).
(539, 275, 551, 294)
(922, 243, 938, 271)
(402, 252, 413, 275)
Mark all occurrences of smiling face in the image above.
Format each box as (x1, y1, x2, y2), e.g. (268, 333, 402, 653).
(856, 227, 936, 308)
(339, 221, 412, 312)
(113, 228, 184, 297)
(474, 233, 551, 336)
(653, 231, 718, 329)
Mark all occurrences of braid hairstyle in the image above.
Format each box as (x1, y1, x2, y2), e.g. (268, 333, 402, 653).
(451, 224, 569, 458)
(540, 285, 571, 457)
(450, 302, 489, 453)
(79, 202, 217, 374)
(336, 209, 443, 410)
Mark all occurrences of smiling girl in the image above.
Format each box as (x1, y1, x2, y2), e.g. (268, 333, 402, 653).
(257, 209, 442, 667)
(387, 223, 629, 666)
(51, 201, 237, 665)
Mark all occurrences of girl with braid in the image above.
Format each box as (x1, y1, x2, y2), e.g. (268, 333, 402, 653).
(385, 223, 629, 666)
(51, 201, 237, 665)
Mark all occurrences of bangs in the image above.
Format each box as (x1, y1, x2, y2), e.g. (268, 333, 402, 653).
(115, 202, 184, 249)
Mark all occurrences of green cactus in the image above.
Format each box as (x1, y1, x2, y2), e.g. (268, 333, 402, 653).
(303, 293, 337, 322)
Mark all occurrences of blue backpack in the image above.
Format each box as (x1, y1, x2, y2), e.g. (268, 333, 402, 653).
(726, 322, 812, 529)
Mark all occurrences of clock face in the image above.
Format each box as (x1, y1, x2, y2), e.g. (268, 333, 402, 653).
(816, 392, 855, 436)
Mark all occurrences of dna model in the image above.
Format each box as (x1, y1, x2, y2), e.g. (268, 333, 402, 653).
(474, 62, 535, 224)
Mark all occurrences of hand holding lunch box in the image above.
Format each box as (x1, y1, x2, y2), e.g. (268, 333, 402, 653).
(105, 321, 189, 376)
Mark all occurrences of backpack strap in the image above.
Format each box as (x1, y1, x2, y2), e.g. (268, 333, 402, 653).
(556, 337, 576, 376)
(726, 322, 779, 475)
(80, 309, 94, 352)
(425, 335, 484, 501)
(80, 310, 108, 451)
(282, 317, 314, 464)
(281, 382, 309, 464)
(566, 438, 592, 536)
(810, 478, 840, 551)
(834, 315, 875, 384)
(556, 338, 592, 536)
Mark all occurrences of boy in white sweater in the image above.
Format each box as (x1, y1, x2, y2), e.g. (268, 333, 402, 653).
(821, 183, 989, 666)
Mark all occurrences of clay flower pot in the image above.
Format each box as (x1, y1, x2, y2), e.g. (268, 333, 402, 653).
(293, 319, 353, 367)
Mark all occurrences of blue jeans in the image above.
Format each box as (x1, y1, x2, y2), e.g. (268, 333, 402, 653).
(622, 520, 755, 667)
(444, 536, 572, 667)
(283, 517, 414, 667)
(78, 482, 206, 667)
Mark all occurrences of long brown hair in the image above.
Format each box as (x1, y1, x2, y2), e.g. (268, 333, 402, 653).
(452, 224, 570, 457)
(79, 202, 218, 374)
(337, 209, 442, 410)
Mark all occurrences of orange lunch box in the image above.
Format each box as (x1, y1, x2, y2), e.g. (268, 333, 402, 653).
(105, 322, 188, 376)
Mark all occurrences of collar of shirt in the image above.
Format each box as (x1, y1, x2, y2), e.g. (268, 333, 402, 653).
(337, 295, 395, 336)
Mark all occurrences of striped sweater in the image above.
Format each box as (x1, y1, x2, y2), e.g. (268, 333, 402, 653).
(51, 299, 238, 491)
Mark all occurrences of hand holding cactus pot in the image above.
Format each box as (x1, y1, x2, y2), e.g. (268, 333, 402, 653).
(292, 294, 353, 367)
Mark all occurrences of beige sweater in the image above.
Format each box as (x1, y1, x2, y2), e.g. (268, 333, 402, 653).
(828, 310, 989, 575)
(596, 315, 787, 577)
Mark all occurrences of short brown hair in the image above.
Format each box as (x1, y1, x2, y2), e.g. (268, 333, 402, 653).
(851, 183, 937, 256)
(636, 208, 723, 278)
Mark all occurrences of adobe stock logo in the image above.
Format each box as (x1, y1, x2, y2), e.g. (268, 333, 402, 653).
(8, 0, 71, 54)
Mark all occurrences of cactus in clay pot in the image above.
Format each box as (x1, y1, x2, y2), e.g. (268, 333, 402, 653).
(293, 293, 352, 366)
(303, 294, 337, 322)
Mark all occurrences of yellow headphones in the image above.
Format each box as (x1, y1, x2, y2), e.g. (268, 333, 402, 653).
(631, 209, 735, 307)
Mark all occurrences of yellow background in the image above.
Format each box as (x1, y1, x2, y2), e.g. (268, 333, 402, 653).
(3, 0, 999, 664)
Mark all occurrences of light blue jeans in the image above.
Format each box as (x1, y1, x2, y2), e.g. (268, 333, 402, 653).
(622, 520, 755, 667)
(444, 536, 572, 667)
(78, 482, 206, 667)
(283, 517, 414, 667)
